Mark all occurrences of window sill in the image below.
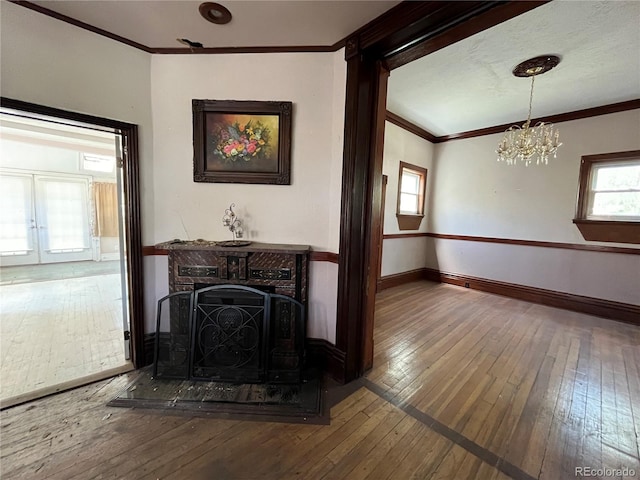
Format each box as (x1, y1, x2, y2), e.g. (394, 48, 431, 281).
(573, 219, 640, 244)
(396, 214, 424, 231)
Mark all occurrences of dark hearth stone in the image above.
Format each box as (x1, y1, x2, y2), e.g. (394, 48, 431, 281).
(107, 367, 326, 425)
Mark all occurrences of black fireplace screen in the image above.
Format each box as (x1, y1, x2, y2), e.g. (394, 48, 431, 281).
(153, 285, 304, 384)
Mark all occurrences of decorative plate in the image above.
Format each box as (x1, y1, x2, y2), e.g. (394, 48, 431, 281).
(216, 240, 252, 247)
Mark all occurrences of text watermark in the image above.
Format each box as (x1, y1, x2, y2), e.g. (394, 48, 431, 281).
(575, 466, 637, 477)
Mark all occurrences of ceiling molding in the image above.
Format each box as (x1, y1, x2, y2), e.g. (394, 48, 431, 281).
(434, 99, 640, 143)
(388, 100, 640, 145)
(10, 0, 351, 55)
(9, 1, 154, 53)
(385, 111, 437, 143)
(151, 44, 341, 55)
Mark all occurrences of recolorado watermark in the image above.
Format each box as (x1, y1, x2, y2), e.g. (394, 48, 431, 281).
(575, 466, 637, 477)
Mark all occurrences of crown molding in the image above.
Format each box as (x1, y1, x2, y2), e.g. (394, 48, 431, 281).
(385, 111, 437, 143)
(434, 99, 640, 143)
(9, 0, 349, 55)
(9, 1, 154, 53)
(387, 100, 640, 145)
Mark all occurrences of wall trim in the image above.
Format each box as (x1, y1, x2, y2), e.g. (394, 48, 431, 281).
(309, 251, 340, 263)
(377, 268, 427, 291)
(387, 101, 640, 145)
(378, 267, 639, 326)
(142, 245, 168, 256)
(306, 338, 346, 384)
(382, 232, 640, 255)
(424, 268, 640, 326)
(383, 232, 430, 240)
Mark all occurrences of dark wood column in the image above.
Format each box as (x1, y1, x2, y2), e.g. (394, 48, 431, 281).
(335, 40, 389, 382)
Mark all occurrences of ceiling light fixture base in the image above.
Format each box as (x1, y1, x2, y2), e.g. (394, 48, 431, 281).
(512, 55, 561, 78)
(199, 2, 232, 25)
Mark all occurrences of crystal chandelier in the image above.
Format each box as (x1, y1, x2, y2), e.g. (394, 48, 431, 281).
(497, 55, 562, 166)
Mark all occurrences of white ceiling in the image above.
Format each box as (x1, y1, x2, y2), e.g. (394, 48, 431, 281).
(387, 0, 640, 137)
(29, 0, 400, 49)
(18, 1, 640, 138)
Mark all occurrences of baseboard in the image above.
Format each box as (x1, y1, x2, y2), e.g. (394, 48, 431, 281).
(378, 267, 639, 325)
(377, 268, 428, 292)
(306, 338, 347, 384)
(424, 268, 640, 326)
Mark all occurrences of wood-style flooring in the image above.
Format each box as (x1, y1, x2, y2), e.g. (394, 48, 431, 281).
(1, 280, 639, 479)
(0, 274, 131, 407)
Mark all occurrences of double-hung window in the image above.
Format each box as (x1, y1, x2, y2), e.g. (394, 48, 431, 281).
(396, 161, 427, 230)
(574, 150, 640, 243)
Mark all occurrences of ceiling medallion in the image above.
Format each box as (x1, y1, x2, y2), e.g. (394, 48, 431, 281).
(199, 2, 232, 25)
(497, 55, 563, 166)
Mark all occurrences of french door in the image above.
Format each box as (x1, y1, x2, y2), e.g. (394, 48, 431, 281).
(0, 173, 92, 266)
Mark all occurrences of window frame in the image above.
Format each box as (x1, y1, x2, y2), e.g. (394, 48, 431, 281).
(573, 149, 640, 244)
(396, 161, 427, 230)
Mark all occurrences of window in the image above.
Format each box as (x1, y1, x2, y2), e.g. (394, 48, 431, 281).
(396, 161, 427, 230)
(81, 153, 116, 174)
(574, 150, 640, 244)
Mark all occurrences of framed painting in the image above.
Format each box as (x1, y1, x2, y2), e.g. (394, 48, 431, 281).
(193, 100, 292, 184)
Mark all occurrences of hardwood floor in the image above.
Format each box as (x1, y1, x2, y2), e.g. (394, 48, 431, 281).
(1, 280, 639, 479)
(0, 274, 132, 407)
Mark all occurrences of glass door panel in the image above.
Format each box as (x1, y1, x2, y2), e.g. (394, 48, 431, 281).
(0, 174, 38, 266)
(35, 176, 92, 264)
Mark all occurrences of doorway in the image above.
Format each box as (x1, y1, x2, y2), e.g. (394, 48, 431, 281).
(0, 100, 143, 407)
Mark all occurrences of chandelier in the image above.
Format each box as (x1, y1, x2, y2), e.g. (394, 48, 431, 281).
(497, 55, 562, 166)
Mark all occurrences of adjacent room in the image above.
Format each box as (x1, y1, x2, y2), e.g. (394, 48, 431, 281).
(1, 1, 638, 479)
(0, 113, 133, 407)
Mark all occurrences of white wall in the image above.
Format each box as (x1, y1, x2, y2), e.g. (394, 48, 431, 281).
(430, 110, 640, 304)
(0, 1, 157, 325)
(148, 51, 345, 340)
(380, 121, 434, 276)
(0, 3, 153, 242)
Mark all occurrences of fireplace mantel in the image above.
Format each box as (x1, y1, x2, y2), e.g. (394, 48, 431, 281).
(156, 240, 310, 303)
(156, 239, 310, 254)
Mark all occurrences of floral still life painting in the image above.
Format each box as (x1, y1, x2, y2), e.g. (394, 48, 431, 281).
(207, 114, 278, 171)
(193, 100, 292, 185)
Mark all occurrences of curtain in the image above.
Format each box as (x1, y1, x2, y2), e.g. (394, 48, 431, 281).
(93, 182, 119, 237)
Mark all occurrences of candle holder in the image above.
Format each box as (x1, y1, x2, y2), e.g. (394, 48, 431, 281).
(218, 203, 251, 247)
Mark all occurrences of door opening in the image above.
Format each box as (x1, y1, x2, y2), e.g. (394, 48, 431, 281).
(0, 100, 143, 407)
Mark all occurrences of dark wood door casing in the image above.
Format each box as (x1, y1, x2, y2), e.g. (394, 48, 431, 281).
(0, 97, 146, 369)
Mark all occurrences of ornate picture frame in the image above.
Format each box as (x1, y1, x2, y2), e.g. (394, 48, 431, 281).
(193, 100, 292, 184)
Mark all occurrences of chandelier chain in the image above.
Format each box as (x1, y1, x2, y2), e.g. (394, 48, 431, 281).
(527, 75, 535, 123)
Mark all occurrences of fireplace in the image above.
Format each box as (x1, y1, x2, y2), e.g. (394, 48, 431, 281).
(153, 241, 309, 384)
